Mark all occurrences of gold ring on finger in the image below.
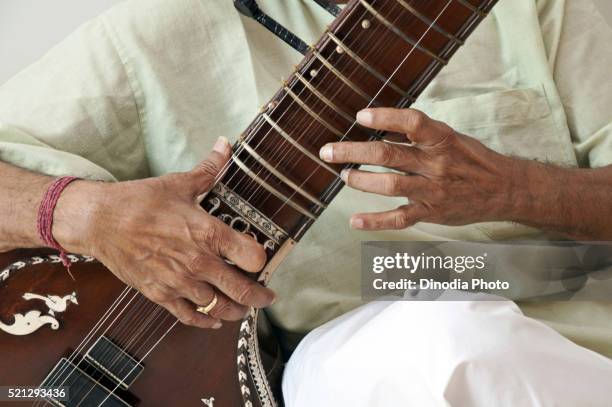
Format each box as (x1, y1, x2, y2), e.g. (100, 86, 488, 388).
(196, 292, 218, 315)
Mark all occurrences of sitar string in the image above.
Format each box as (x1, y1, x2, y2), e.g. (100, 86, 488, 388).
(221, 0, 371, 201)
(235, 0, 452, 215)
(265, 0, 436, 195)
(242, 0, 395, 206)
(248, 0, 426, 209)
(305, 0, 456, 207)
(73, 295, 168, 405)
(98, 319, 180, 406)
(237, 1, 381, 204)
(179, 0, 394, 216)
(227, 0, 404, 211)
(319, 0, 490, 203)
(266, 0, 456, 218)
(33, 288, 138, 406)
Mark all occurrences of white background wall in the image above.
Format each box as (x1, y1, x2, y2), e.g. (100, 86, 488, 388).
(1, 0, 612, 85)
(0, 0, 122, 85)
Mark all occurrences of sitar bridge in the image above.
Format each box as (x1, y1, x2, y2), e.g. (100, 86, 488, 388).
(83, 336, 144, 390)
(40, 336, 142, 406)
(41, 357, 131, 406)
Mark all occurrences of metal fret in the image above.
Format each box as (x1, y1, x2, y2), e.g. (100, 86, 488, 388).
(311, 49, 377, 105)
(359, 0, 448, 65)
(394, 0, 464, 46)
(232, 155, 316, 220)
(326, 32, 413, 101)
(455, 0, 488, 17)
(294, 72, 354, 124)
(240, 141, 327, 209)
(261, 113, 340, 177)
(284, 86, 343, 137)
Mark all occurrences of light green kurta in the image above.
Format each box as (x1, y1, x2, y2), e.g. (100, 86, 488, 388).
(1, 0, 612, 357)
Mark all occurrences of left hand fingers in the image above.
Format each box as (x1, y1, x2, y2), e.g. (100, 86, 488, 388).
(320, 140, 422, 170)
(342, 169, 430, 198)
(184, 136, 232, 196)
(350, 204, 429, 231)
(356, 108, 453, 146)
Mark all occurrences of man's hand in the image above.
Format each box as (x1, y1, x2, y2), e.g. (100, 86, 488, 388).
(52, 137, 275, 329)
(319, 108, 612, 240)
(319, 108, 521, 230)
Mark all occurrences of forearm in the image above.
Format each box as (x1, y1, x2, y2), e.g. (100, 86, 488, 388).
(0, 140, 274, 328)
(510, 161, 612, 240)
(0, 162, 52, 251)
(0, 161, 102, 253)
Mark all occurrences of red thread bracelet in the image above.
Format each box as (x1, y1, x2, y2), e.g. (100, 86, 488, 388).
(37, 176, 80, 269)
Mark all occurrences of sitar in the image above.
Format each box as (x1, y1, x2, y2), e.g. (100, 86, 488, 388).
(0, 0, 498, 405)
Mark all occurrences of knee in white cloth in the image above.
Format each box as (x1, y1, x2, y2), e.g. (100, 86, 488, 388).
(283, 298, 612, 406)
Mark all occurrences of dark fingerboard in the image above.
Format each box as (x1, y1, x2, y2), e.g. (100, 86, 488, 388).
(202, 0, 498, 277)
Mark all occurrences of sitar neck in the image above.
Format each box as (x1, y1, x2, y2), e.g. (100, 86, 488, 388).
(201, 0, 498, 282)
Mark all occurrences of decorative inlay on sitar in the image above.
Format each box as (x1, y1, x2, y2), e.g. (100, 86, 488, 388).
(0, 1, 498, 405)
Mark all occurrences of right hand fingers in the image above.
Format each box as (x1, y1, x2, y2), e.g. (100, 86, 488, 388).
(189, 256, 276, 308)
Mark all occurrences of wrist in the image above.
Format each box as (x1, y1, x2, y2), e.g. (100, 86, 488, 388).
(484, 155, 526, 222)
(52, 179, 111, 255)
(505, 159, 568, 227)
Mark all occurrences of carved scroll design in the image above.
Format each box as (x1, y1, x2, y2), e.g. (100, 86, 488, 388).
(0, 291, 78, 336)
(237, 309, 277, 407)
(201, 397, 215, 406)
(0, 254, 93, 336)
(211, 183, 288, 245)
(0, 254, 95, 285)
(0, 310, 60, 336)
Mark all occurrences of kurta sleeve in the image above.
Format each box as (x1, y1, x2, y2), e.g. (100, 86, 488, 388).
(0, 12, 149, 181)
(538, 0, 612, 168)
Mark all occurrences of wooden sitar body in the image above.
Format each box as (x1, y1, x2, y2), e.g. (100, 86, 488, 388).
(0, 1, 497, 405)
(0, 252, 248, 406)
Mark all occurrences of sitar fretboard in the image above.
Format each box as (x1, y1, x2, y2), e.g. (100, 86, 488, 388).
(202, 0, 498, 278)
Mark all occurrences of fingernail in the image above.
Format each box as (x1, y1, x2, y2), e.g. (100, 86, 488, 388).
(255, 292, 277, 309)
(270, 293, 278, 305)
(212, 321, 223, 329)
(213, 136, 230, 154)
(351, 217, 364, 229)
(319, 144, 333, 162)
(340, 169, 349, 183)
(356, 109, 374, 126)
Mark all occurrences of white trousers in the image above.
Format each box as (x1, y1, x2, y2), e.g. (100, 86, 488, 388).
(282, 297, 612, 406)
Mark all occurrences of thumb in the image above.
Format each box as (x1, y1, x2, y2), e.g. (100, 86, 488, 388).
(188, 136, 232, 195)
